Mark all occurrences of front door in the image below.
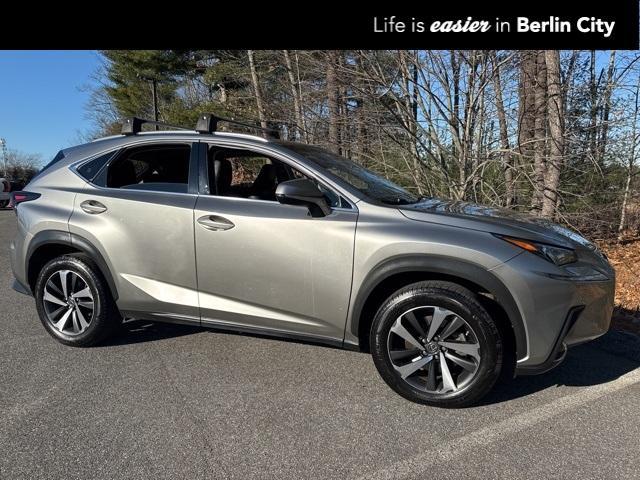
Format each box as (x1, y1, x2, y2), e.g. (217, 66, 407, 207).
(193, 144, 357, 342)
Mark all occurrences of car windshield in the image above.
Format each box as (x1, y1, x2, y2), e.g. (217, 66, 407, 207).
(282, 143, 419, 205)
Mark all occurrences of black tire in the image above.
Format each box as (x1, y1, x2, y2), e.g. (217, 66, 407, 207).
(0, 199, 9, 208)
(34, 254, 120, 347)
(370, 281, 502, 408)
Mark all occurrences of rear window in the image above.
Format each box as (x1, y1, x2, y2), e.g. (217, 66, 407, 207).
(104, 144, 191, 193)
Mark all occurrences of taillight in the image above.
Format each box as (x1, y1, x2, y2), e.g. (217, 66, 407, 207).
(9, 191, 40, 210)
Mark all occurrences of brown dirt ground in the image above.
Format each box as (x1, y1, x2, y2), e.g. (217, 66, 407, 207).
(599, 241, 640, 334)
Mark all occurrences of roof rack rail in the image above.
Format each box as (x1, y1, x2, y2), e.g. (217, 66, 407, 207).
(195, 114, 280, 138)
(121, 117, 190, 135)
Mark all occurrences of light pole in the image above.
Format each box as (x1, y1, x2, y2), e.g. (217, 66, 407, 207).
(0, 138, 7, 178)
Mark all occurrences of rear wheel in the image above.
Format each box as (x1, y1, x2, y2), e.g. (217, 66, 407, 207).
(0, 199, 9, 208)
(370, 281, 502, 408)
(35, 255, 119, 347)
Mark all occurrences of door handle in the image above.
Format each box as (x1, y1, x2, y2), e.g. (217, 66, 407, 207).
(197, 215, 235, 231)
(80, 200, 107, 215)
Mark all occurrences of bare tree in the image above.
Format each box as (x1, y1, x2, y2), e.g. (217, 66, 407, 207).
(597, 51, 617, 163)
(519, 51, 536, 167)
(619, 73, 640, 240)
(491, 51, 515, 207)
(531, 51, 548, 212)
(247, 50, 268, 131)
(326, 51, 341, 154)
(541, 50, 564, 218)
(282, 50, 306, 141)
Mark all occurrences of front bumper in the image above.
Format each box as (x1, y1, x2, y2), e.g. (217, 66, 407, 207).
(491, 252, 615, 374)
(516, 306, 585, 375)
(12, 278, 32, 296)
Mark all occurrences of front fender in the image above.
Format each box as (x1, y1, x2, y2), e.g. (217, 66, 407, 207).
(346, 254, 527, 361)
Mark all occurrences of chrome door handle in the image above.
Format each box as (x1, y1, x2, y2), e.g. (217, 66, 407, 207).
(197, 215, 235, 231)
(80, 200, 107, 214)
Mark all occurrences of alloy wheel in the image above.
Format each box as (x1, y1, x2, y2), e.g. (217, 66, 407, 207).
(386, 306, 481, 394)
(42, 270, 95, 336)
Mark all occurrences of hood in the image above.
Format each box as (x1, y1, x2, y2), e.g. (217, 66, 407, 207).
(400, 198, 596, 250)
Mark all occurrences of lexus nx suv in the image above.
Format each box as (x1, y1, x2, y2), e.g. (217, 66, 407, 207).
(9, 115, 615, 407)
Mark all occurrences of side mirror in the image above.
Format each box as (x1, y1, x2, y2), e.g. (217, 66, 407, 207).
(275, 179, 331, 217)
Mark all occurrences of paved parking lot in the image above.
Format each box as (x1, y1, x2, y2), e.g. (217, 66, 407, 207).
(1, 209, 639, 479)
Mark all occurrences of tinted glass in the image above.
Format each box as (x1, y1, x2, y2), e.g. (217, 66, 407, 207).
(77, 152, 114, 181)
(282, 143, 418, 205)
(106, 144, 191, 193)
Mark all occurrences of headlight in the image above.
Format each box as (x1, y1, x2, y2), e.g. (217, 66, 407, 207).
(495, 234, 577, 266)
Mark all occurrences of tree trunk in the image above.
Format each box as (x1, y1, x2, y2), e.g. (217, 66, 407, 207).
(597, 50, 616, 163)
(618, 74, 640, 240)
(588, 50, 598, 162)
(246, 50, 268, 132)
(491, 51, 515, 208)
(326, 51, 341, 154)
(399, 51, 420, 169)
(541, 50, 564, 218)
(518, 51, 536, 164)
(562, 51, 578, 116)
(353, 52, 368, 162)
(531, 51, 548, 213)
(283, 50, 305, 141)
(451, 51, 461, 159)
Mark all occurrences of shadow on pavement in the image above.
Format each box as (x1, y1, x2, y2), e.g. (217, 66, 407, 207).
(101, 320, 203, 346)
(105, 318, 349, 351)
(100, 318, 640, 406)
(480, 329, 640, 406)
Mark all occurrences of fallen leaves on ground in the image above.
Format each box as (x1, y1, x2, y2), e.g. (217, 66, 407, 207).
(599, 241, 640, 334)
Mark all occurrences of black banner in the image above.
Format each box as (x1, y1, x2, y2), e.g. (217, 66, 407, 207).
(3, 1, 638, 49)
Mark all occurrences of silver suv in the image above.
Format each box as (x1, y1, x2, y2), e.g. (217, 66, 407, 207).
(10, 115, 615, 407)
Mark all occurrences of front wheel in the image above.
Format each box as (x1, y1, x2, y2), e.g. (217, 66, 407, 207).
(370, 281, 503, 408)
(35, 255, 119, 347)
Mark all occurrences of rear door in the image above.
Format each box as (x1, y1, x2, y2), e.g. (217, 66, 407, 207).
(193, 142, 358, 343)
(69, 141, 200, 322)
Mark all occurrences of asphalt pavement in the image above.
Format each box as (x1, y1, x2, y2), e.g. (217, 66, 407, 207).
(1, 209, 639, 479)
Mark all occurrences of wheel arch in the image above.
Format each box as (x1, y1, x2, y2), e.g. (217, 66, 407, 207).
(26, 230, 119, 301)
(349, 255, 526, 362)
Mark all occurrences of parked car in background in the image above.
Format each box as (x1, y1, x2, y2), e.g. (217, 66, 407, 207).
(0, 178, 10, 208)
(8, 115, 616, 407)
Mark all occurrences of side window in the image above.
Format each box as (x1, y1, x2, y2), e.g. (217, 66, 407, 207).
(103, 144, 191, 193)
(208, 147, 288, 202)
(76, 151, 114, 182)
(207, 146, 349, 209)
